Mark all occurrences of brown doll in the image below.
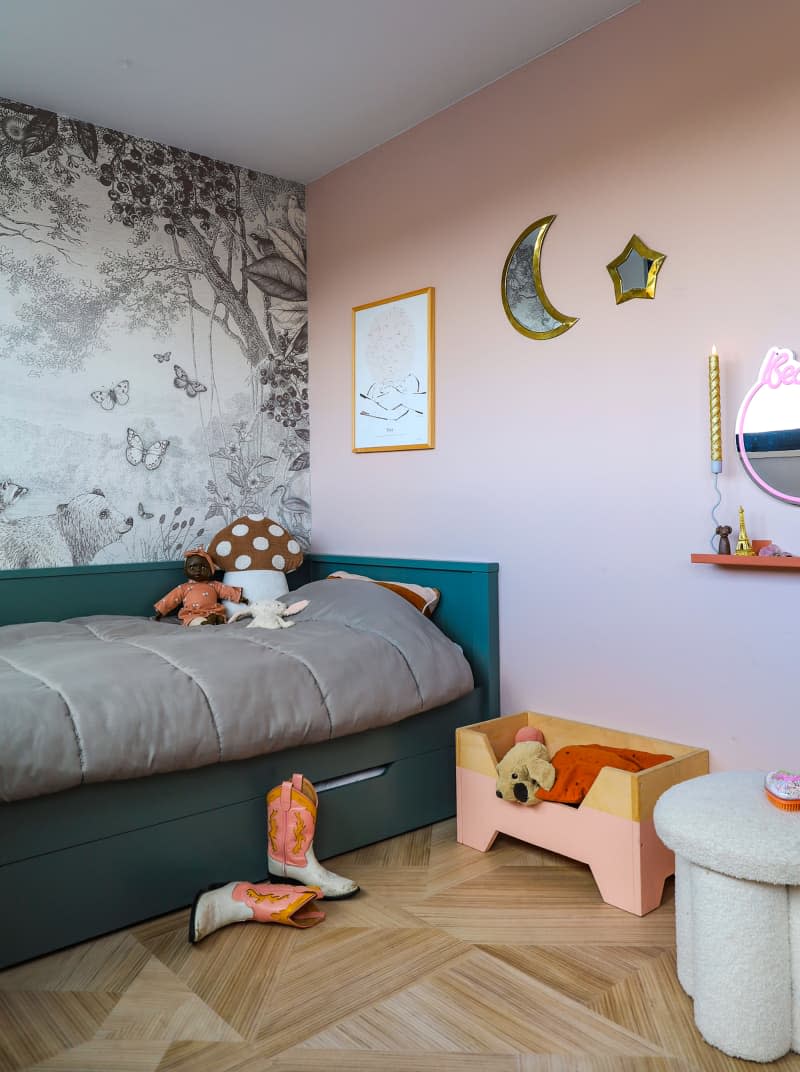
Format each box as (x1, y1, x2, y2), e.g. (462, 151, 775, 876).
(153, 547, 249, 626)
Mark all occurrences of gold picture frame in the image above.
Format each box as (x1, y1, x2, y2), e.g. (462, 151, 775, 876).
(352, 287, 435, 453)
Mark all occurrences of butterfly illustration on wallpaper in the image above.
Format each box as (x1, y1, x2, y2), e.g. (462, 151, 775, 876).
(173, 364, 207, 398)
(138, 501, 154, 520)
(90, 380, 130, 411)
(125, 428, 170, 471)
(153, 351, 172, 363)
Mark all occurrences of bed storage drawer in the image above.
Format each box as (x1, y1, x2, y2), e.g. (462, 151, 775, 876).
(0, 690, 479, 968)
(0, 744, 457, 968)
(455, 711, 709, 916)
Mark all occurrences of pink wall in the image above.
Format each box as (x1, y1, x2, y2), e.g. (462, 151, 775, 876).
(307, 0, 800, 771)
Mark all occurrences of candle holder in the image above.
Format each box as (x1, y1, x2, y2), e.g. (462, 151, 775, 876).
(707, 345, 725, 552)
(709, 345, 722, 474)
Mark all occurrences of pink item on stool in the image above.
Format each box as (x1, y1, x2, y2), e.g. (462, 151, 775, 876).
(764, 770, 800, 811)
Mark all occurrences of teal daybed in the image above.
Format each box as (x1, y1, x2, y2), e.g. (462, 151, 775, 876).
(0, 554, 498, 967)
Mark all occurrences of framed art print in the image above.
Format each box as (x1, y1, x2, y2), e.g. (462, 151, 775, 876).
(352, 286, 435, 453)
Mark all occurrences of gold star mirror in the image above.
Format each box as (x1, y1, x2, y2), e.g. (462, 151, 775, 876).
(606, 234, 666, 304)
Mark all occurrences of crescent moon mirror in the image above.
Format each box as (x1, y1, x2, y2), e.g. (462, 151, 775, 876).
(501, 215, 578, 340)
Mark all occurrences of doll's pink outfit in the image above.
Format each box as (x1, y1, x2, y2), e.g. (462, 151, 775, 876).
(154, 579, 243, 626)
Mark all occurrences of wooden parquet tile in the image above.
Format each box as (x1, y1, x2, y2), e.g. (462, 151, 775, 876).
(24, 1040, 169, 1071)
(299, 946, 668, 1056)
(1, 820, 799, 1072)
(0, 991, 119, 1072)
(95, 957, 243, 1043)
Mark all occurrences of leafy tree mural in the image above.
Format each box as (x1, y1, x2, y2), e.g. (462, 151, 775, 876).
(0, 98, 309, 561)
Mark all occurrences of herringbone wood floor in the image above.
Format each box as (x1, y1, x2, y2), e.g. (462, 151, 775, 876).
(2, 820, 799, 1072)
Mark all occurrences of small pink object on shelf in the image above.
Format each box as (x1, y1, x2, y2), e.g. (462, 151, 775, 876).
(758, 543, 793, 558)
(515, 726, 545, 745)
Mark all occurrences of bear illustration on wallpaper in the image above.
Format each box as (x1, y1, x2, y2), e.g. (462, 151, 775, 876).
(0, 97, 310, 569)
(0, 489, 132, 569)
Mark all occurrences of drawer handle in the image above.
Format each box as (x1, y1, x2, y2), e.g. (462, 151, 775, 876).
(316, 765, 389, 793)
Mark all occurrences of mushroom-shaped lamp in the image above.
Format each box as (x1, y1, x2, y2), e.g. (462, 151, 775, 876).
(209, 514, 304, 615)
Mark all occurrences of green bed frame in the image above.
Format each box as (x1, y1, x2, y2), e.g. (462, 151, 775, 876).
(0, 554, 498, 968)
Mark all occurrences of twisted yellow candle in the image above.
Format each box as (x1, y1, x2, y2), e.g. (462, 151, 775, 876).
(708, 344, 722, 473)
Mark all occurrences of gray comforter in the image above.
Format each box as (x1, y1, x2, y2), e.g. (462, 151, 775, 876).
(0, 579, 473, 802)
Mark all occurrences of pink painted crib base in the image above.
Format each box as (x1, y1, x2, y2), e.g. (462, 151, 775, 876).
(456, 766, 674, 916)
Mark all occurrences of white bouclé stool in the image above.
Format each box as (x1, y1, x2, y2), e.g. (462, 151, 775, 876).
(654, 771, 800, 1062)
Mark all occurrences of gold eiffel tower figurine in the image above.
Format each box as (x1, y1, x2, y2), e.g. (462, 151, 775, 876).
(734, 505, 756, 556)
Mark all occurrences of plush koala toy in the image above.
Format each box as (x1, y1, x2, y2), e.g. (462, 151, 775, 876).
(495, 740, 556, 805)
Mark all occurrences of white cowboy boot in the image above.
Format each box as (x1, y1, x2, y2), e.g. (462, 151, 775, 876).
(267, 774, 360, 898)
(189, 880, 324, 943)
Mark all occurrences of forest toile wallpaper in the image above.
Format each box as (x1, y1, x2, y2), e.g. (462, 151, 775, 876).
(0, 97, 309, 570)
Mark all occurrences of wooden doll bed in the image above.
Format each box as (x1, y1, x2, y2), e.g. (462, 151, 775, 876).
(456, 711, 709, 916)
(0, 553, 498, 968)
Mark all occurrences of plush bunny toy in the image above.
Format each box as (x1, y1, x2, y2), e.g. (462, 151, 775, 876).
(228, 598, 309, 629)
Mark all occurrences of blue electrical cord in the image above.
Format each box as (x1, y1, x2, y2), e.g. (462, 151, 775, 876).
(710, 472, 722, 550)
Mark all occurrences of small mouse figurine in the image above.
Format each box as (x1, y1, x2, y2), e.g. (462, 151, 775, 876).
(153, 547, 249, 626)
(716, 525, 732, 555)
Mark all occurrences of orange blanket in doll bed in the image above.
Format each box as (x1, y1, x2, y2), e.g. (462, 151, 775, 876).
(535, 744, 673, 806)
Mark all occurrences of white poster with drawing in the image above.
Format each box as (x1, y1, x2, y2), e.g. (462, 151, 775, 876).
(352, 287, 434, 453)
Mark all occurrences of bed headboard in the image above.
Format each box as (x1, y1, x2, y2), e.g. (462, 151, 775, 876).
(0, 554, 499, 714)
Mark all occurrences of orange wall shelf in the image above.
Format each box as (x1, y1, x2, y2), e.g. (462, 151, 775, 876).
(691, 553, 800, 570)
(692, 537, 800, 569)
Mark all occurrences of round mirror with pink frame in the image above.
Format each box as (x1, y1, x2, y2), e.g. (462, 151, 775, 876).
(736, 346, 800, 505)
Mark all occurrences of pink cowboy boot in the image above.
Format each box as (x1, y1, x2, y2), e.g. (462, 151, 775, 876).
(188, 880, 325, 943)
(267, 773, 360, 898)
